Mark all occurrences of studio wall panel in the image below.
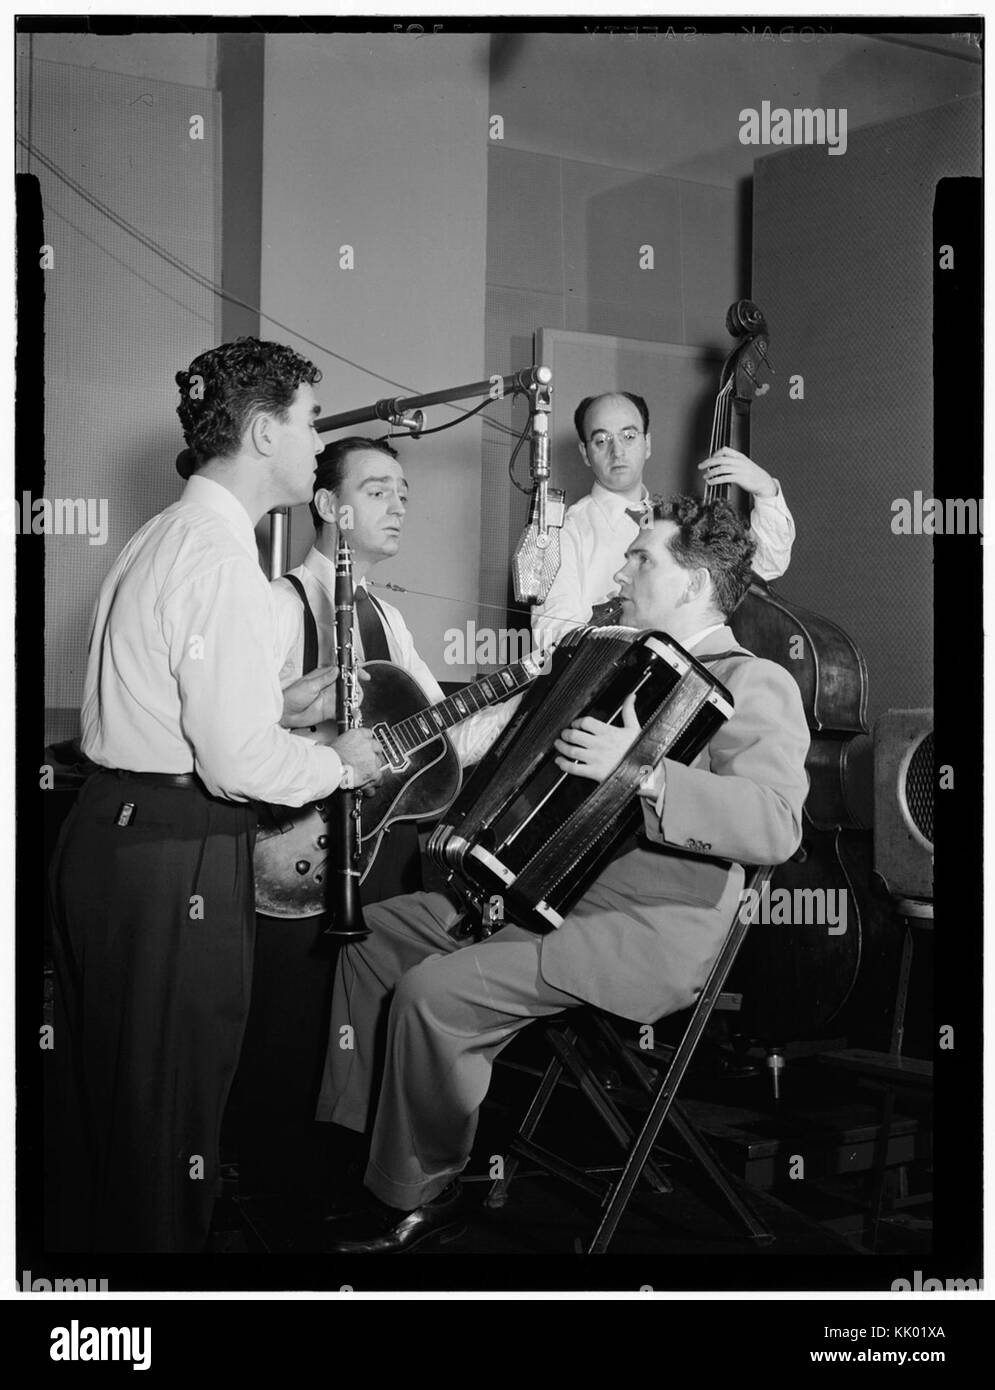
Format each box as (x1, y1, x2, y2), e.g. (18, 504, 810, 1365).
(261, 35, 490, 684)
(752, 96, 980, 722)
(486, 146, 564, 293)
(562, 160, 683, 334)
(678, 179, 742, 347)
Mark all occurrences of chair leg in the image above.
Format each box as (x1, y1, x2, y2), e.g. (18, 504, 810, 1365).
(548, 1027, 671, 1196)
(486, 1051, 565, 1209)
(509, 1136, 614, 1203)
(585, 874, 777, 1254)
(667, 1103, 773, 1244)
(864, 1085, 897, 1252)
(494, 867, 777, 1252)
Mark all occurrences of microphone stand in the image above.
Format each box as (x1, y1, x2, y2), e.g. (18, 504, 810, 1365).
(266, 364, 552, 579)
(527, 369, 553, 550)
(313, 364, 551, 435)
(510, 370, 564, 604)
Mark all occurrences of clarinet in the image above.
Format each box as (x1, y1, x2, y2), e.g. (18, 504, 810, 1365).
(322, 530, 371, 940)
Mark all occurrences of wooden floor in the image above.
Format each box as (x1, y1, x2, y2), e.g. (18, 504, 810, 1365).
(215, 1044, 932, 1260)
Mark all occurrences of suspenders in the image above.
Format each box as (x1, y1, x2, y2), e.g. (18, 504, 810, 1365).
(282, 573, 391, 677)
(282, 573, 319, 677)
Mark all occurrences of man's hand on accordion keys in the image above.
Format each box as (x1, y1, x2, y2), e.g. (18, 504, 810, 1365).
(554, 692, 643, 783)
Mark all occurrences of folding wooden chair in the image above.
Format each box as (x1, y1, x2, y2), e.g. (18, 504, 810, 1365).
(486, 865, 775, 1253)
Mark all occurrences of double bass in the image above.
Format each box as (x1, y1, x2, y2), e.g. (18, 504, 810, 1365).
(701, 302, 875, 1046)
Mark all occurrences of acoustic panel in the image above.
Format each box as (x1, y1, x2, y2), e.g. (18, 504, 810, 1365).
(535, 328, 727, 508)
(752, 96, 980, 722)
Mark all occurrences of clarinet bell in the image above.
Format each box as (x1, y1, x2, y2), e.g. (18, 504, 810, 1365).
(321, 862, 371, 941)
(321, 922, 371, 942)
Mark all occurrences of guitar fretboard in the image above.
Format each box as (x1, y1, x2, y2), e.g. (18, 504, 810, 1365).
(389, 658, 540, 756)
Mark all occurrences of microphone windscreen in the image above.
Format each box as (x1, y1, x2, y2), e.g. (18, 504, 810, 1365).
(512, 527, 561, 604)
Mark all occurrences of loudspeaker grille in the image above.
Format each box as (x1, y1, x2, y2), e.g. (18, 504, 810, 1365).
(906, 733, 934, 845)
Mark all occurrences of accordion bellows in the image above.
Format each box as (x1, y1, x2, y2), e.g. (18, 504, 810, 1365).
(429, 625, 733, 934)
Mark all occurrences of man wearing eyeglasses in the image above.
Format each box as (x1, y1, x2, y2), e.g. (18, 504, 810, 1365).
(532, 392, 795, 649)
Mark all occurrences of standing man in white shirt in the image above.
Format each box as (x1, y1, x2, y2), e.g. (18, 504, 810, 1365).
(532, 391, 796, 649)
(47, 338, 384, 1253)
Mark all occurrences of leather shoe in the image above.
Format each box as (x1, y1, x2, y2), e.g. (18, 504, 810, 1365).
(327, 1181, 465, 1253)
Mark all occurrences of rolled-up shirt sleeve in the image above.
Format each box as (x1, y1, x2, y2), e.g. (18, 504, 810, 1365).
(160, 557, 344, 805)
(749, 481, 796, 582)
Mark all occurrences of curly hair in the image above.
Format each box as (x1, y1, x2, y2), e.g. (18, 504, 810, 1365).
(175, 337, 322, 470)
(650, 494, 757, 617)
(573, 391, 650, 442)
(309, 435, 399, 530)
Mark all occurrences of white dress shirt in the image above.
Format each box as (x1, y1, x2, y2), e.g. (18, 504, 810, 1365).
(271, 545, 516, 767)
(532, 480, 795, 651)
(81, 475, 345, 804)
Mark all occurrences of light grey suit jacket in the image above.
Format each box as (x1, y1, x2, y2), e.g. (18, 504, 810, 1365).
(538, 625, 810, 1023)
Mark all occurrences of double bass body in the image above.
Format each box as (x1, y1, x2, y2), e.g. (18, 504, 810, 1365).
(693, 300, 880, 1045)
(729, 576, 874, 1042)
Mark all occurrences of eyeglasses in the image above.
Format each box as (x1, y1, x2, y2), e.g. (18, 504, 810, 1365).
(587, 428, 644, 452)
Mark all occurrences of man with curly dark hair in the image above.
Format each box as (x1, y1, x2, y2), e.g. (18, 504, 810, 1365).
(320, 495, 810, 1253)
(48, 337, 385, 1253)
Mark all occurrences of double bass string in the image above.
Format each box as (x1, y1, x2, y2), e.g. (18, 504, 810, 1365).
(705, 380, 734, 503)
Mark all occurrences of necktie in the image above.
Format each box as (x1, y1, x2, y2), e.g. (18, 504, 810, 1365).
(355, 585, 390, 661)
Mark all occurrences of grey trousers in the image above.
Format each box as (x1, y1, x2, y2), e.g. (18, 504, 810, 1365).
(316, 890, 582, 1210)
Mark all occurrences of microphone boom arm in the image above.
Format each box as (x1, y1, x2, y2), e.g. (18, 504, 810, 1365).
(315, 365, 552, 434)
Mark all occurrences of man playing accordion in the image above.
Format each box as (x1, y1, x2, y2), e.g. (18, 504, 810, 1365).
(320, 494, 810, 1253)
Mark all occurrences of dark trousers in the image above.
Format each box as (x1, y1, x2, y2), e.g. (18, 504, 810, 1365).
(228, 819, 424, 1194)
(47, 770, 256, 1253)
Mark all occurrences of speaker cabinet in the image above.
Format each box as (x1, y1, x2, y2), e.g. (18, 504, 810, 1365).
(873, 710, 934, 900)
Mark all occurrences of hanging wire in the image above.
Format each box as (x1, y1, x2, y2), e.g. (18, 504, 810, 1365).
(20, 132, 562, 624)
(17, 134, 526, 440)
(387, 393, 500, 441)
(506, 408, 534, 494)
(370, 578, 593, 636)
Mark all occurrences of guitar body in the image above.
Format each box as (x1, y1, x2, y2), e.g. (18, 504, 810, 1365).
(254, 661, 462, 919)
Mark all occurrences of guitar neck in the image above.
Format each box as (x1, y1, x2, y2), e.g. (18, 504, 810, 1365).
(386, 654, 543, 759)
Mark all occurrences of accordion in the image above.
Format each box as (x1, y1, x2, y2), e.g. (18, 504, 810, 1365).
(428, 625, 734, 935)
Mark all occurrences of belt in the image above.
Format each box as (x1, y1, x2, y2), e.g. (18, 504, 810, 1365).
(102, 767, 198, 789)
